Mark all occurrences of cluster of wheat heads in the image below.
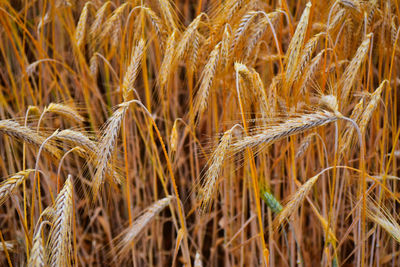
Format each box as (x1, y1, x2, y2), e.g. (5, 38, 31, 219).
(0, 0, 399, 266)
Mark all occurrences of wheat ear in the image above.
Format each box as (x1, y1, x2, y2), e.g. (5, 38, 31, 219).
(75, 2, 90, 49)
(48, 175, 73, 266)
(28, 221, 49, 267)
(0, 120, 61, 158)
(194, 251, 203, 267)
(158, 30, 177, 91)
(114, 196, 173, 258)
(193, 42, 221, 121)
(45, 103, 84, 123)
(285, 2, 312, 88)
(231, 111, 340, 154)
(273, 174, 320, 231)
(338, 33, 372, 103)
(89, 1, 111, 42)
(122, 39, 145, 100)
(359, 80, 387, 135)
(0, 169, 35, 206)
(198, 128, 234, 210)
(366, 197, 400, 243)
(92, 103, 128, 198)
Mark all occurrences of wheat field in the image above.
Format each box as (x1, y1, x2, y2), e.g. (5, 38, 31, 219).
(0, 0, 399, 266)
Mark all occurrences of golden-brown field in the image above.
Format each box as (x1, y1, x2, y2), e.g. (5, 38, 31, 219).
(0, 0, 399, 266)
